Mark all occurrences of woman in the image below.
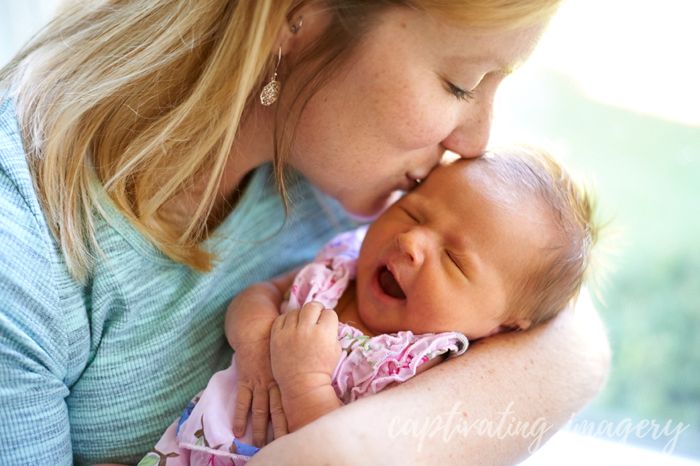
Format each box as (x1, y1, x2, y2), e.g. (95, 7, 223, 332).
(0, 1, 609, 465)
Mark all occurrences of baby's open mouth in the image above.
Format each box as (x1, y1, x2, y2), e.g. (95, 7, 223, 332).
(378, 266, 406, 299)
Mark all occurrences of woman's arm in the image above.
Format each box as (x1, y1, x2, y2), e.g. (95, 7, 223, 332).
(0, 168, 76, 465)
(248, 292, 610, 465)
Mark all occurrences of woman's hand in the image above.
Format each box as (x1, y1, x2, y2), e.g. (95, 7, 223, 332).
(225, 267, 304, 446)
(270, 302, 343, 432)
(233, 334, 288, 446)
(225, 278, 293, 447)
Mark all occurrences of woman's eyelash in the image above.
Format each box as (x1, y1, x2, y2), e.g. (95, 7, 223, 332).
(447, 82, 474, 102)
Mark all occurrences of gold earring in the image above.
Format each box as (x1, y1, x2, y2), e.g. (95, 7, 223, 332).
(260, 47, 282, 106)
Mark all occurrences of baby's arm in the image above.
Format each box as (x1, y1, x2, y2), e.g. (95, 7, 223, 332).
(382, 352, 447, 390)
(269, 302, 344, 432)
(225, 267, 299, 446)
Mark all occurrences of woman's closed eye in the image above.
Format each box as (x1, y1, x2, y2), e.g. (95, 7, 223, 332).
(447, 82, 474, 102)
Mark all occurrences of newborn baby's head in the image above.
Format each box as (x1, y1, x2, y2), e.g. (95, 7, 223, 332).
(355, 145, 598, 339)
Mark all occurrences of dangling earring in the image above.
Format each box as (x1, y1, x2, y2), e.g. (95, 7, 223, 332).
(259, 17, 302, 106)
(260, 47, 282, 106)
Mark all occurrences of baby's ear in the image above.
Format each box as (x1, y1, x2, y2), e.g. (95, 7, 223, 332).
(481, 319, 533, 338)
(497, 319, 532, 334)
(513, 319, 532, 331)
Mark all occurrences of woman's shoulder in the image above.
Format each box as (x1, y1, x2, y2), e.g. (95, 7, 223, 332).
(0, 100, 89, 463)
(0, 98, 46, 222)
(0, 98, 91, 383)
(0, 98, 59, 275)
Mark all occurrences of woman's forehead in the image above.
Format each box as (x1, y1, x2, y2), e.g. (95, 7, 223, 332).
(378, 8, 549, 75)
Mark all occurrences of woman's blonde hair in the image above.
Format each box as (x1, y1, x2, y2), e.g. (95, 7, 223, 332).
(0, 0, 564, 282)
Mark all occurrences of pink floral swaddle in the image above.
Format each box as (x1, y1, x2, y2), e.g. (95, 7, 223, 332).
(139, 226, 468, 466)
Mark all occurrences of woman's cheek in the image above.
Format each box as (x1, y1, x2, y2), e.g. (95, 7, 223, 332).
(393, 100, 450, 150)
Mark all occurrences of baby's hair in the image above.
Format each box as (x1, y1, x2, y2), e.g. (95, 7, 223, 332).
(474, 144, 600, 327)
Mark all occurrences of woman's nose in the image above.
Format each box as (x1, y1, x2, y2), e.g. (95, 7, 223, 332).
(441, 82, 498, 159)
(442, 102, 492, 159)
(396, 229, 427, 266)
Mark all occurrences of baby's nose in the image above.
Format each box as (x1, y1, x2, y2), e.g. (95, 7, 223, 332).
(396, 230, 426, 266)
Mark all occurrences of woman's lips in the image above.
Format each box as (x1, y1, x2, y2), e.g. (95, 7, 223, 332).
(390, 175, 419, 194)
(404, 175, 420, 191)
(377, 266, 406, 299)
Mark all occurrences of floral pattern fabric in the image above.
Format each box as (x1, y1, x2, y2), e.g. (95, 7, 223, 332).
(139, 226, 468, 466)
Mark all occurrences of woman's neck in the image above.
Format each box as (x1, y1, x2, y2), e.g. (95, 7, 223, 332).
(335, 281, 376, 337)
(160, 104, 276, 231)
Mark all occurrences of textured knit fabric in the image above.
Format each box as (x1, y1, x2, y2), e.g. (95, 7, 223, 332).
(140, 227, 467, 466)
(0, 98, 355, 466)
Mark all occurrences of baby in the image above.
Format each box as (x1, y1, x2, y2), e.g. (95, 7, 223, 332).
(139, 145, 598, 466)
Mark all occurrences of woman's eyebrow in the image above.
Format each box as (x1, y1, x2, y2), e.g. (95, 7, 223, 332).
(445, 53, 521, 76)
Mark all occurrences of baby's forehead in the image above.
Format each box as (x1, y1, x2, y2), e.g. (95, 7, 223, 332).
(438, 156, 508, 182)
(438, 159, 534, 209)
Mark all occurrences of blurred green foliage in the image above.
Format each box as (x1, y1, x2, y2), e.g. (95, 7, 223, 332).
(497, 68, 700, 457)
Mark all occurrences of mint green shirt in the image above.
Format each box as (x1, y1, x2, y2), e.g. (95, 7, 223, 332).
(0, 98, 354, 466)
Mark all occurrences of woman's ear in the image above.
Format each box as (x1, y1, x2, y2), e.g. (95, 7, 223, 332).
(274, 1, 333, 59)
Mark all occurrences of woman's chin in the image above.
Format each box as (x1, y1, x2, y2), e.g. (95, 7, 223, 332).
(343, 191, 403, 222)
(345, 209, 382, 222)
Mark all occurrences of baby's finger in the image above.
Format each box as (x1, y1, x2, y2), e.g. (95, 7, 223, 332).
(271, 312, 288, 334)
(233, 386, 253, 437)
(299, 301, 325, 324)
(251, 385, 270, 447)
(269, 384, 288, 439)
(282, 308, 300, 328)
(317, 307, 339, 329)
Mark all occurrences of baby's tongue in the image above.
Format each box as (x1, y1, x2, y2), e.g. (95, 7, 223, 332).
(379, 267, 406, 299)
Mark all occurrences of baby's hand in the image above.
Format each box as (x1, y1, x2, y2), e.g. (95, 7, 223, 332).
(270, 302, 342, 409)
